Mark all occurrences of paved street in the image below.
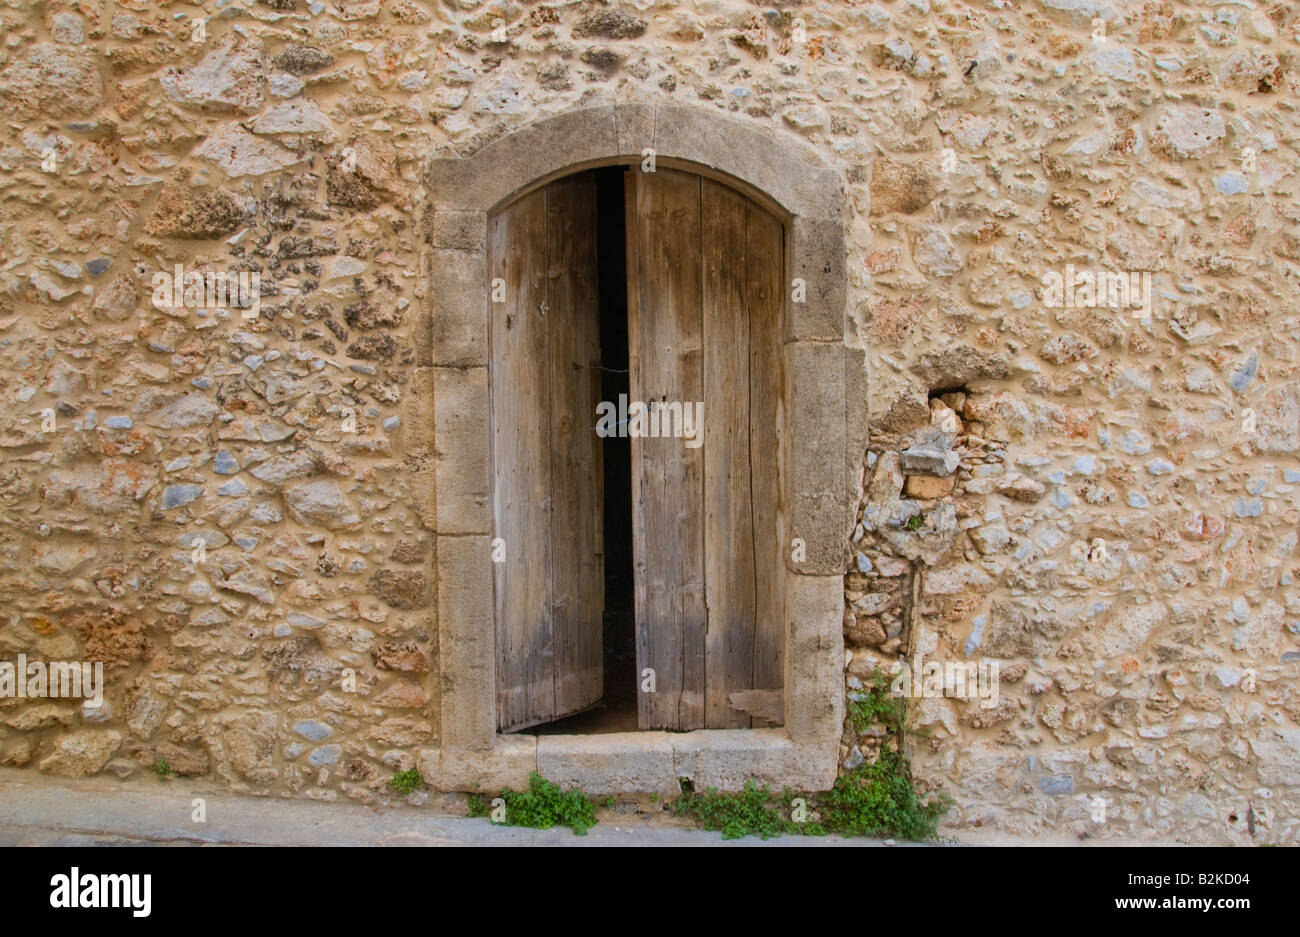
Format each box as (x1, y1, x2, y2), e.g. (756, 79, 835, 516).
(0, 768, 906, 847)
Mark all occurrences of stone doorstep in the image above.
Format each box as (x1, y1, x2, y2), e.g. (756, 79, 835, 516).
(425, 730, 839, 796)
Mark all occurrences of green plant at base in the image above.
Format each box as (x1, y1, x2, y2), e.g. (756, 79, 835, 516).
(387, 768, 423, 795)
(676, 668, 950, 841)
(674, 755, 947, 843)
(153, 757, 172, 780)
(468, 771, 604, 836)
(835, 667, 951, 838)
(904, 514, 924, 531)
(675, 780, 824, 840)
(820, 748, 951, 840)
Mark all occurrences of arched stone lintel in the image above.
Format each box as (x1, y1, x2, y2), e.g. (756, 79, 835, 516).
(426, 101, 843, 224)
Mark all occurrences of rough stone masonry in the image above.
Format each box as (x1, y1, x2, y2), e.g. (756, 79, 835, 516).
(0, 0, 1296, 846)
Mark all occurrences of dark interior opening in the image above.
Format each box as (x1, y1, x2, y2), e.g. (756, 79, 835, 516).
(530, 166, 637, 735)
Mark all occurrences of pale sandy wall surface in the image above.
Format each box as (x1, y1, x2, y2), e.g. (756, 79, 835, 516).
(0, 0, 1295, 845)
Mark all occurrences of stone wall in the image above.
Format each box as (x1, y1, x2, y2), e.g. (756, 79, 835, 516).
(0, 0, 1296, 843)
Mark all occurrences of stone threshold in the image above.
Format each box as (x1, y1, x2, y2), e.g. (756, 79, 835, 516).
(423, 728, 840, 796)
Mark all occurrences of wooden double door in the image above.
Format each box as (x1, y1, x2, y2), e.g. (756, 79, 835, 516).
(489, 167, 785, 732)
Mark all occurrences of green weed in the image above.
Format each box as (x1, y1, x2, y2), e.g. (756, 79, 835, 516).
(675, 779, 823, 840)
(468, 771, 609, 836)
(387, 768, 424, 795)
(675, 668, 950, 841)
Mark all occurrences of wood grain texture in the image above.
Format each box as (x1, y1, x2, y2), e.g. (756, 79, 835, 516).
(546, 173, 604, 718)
(701, 177, 755, 729)
(727, 689, 784, 723)
(627, 167, 706, 730)
(491, 177, 605, 732)
(627, 169, 786, 731)
(491, 185, 554, 731)
(747, 205, 786, 727)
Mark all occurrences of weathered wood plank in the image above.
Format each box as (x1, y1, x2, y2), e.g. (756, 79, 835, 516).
(727, 689, 784, 723)
(747, 204, 786, 727)
(547, 173, 605, 718)
(490, 186, 554, 731)
(701, 178, 755, 729)
(628, 167, 707, 730)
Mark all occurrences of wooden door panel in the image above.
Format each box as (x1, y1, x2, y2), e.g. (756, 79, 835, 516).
(491, 187, 553, 731)
(745, 205, 786, 727)
(547, 174, 605, 718)
(626, 168, 706, 730)
(627, 169, 785, 731)
(702, 178, 756, 729)
(491, 177, 603, 732)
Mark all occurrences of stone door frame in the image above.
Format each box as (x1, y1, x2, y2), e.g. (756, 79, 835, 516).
(421, 100, 859, 793)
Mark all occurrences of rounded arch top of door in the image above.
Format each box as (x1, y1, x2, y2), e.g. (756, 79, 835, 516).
(488, 155, 791, 225)
(426, 100, 843, 225)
